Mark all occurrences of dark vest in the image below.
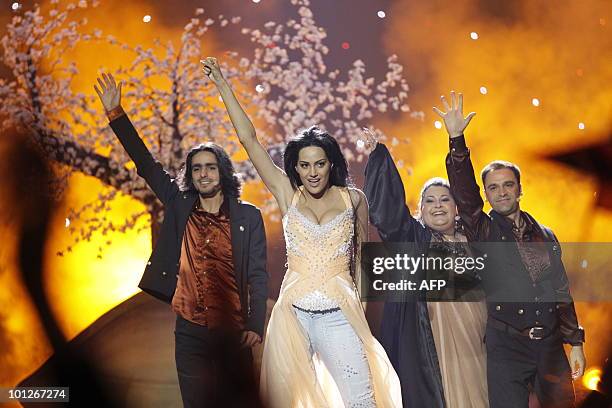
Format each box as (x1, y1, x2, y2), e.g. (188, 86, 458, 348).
(475, 211, 562, 331)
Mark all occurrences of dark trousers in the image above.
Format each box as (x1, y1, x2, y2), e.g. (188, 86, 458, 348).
(486, 324, 575, 408)
(174, 316, 262, 408)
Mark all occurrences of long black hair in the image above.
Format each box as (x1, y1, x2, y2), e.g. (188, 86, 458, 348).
(176, 142, 242, 198)
(283, 126, 364, 286)
(283, 126, 350, 190)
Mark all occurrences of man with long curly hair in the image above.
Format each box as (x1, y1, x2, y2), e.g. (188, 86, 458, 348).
(94, 72, 268, 408)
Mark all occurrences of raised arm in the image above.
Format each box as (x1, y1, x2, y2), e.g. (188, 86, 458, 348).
(201, 57, 293, 214)
(362, 131, 424, 242)
(435, 91, 489, 241)
(94, 73, 178, 205)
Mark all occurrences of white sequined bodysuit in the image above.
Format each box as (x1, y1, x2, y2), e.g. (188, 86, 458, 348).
(288, 200, 353, 311)
(260, 186, 403, 408)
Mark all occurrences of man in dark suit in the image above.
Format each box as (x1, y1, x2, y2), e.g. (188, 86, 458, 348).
(435, 91, 585, 408)
(94, 72, 268, 408)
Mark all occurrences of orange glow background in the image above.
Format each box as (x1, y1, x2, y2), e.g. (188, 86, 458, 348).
(1, 0, 610, 402)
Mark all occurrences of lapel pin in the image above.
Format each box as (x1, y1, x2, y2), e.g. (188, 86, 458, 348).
(239, 225, 244, 231)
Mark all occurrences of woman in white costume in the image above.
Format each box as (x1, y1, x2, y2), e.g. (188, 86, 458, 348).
(201, 57, 401, 408)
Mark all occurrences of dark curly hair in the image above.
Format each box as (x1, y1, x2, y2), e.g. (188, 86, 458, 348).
(176, 142, 242, 198)
(283, 126, 351, 190)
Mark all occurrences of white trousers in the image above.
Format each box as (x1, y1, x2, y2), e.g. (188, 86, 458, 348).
(294, 307, 376, 408)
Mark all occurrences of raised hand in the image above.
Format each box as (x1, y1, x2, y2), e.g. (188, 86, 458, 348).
(200, 57, 225, 86)
(360, 127, 379, 155)
(94, 73, 122, 112)
(433, 91, 476, 138)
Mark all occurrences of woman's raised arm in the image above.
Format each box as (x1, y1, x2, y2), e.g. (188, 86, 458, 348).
(201, 57, 293, 214)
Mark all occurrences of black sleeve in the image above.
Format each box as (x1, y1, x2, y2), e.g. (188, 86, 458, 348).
(245, 209, 268, 337)
(364, 143, 425, 242)
(445, 135, 491, 241)
(109, 114, 179, 205)
(547, 229, 585, 345)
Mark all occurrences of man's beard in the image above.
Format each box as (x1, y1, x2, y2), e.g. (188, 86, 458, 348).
(197, 183, 222, 198)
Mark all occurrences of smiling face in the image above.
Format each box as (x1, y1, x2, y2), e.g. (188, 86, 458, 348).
(295, 146, 332, 195)
(484, 168, 521, 216)
(191, 150, 222, 197)
(420, 185, 457, 234)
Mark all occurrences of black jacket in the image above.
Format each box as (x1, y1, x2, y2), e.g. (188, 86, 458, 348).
(365, 143, 446, 408)
(446, 135, 584, 345)
(109, 114, 268, 337)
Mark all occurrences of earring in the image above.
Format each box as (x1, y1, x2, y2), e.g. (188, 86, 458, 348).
(454, 215, 462, 234)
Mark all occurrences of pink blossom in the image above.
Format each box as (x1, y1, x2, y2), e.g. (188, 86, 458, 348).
(1, 0, 416, 255)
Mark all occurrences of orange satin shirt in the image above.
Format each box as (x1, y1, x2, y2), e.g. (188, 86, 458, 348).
(171, 200, 244, 330)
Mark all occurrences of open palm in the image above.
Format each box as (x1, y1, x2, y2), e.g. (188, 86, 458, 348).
(433, 91, 475, 138)
(94, 73, 122, 112)
(360, 127, 379, 155)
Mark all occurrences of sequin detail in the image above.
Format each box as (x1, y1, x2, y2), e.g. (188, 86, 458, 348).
(284, 199, 354, 311)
